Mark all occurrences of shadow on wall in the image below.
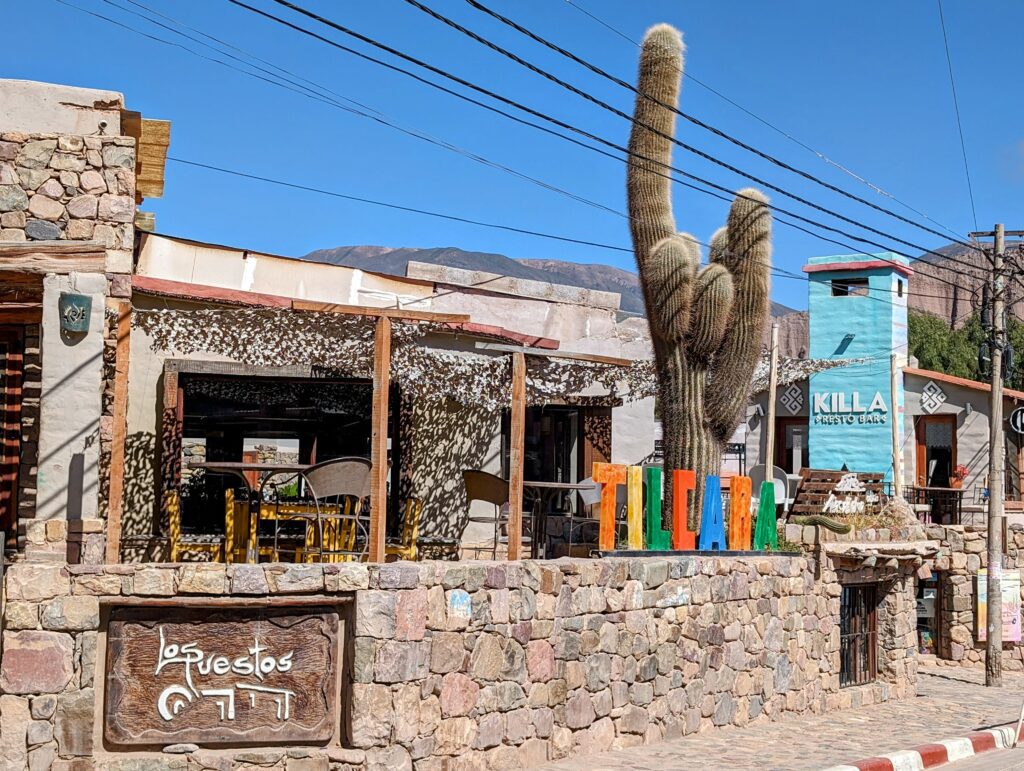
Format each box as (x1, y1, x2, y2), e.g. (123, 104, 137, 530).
(122, 432, 157, 539)
(407, 398, 497, 541)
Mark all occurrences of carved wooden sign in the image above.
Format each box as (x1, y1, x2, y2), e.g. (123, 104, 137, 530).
(104, 606, 339, 746)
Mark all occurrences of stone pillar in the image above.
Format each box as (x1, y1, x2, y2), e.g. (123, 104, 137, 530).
(34, 272, 107, 560)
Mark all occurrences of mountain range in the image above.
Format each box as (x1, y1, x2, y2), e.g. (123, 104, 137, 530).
(301, 244, 798, 317)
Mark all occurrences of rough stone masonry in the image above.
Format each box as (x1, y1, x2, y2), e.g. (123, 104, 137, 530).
(0, 553, 918, 770)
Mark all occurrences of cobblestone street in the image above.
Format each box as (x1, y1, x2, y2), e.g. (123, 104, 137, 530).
(542, 667, 1024, 771)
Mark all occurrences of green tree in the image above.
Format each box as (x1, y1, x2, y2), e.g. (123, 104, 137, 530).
(908, 309, 1024, 390)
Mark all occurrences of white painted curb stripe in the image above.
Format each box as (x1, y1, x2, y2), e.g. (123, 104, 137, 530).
(882, 749, 924, 771)
(938, 737, 975, 762)
(819, 766, 860, 771)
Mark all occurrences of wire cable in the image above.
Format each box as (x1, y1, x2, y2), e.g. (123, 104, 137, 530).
(560, 0, 970, 245)
(464, 0, 981, 254)
(389, 0, 983, 267)
(69, 0, 974, 300)
(236, 0, 980, 288)
(935, 0, 978, 231)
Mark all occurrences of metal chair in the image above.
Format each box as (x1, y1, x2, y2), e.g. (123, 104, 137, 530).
(270, 457, 372, 562)
(464, 469, 510, 559)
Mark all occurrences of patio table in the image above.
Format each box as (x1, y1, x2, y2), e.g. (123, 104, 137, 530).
(523, 480, 598, 559)
(187, 460, 311, 562)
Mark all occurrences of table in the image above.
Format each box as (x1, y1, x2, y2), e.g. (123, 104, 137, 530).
(906, 485, 964, 525)
(523, 480, 599, 559)
(188, 461, 312, 562)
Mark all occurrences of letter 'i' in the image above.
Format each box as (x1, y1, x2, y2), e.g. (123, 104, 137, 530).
(697, 475, 726, 550)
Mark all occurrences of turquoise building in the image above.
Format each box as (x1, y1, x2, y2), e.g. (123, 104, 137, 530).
(805, 252, 910, 480)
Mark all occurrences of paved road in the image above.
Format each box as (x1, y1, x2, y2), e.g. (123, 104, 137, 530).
(541, 667, 1024, 771)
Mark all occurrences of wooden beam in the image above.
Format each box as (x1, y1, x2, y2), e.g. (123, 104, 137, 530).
(474, 342, 632, 367)
(0, 241, 105, 274)
(506, 351, 526, 561)
(105, 301, 131, 563)
(291, 300, 469, 324)
(368, 316, 392, 563)
(136, 119, 171, 200)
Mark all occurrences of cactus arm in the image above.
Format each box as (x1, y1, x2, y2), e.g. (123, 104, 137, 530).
(647, 234, 698, 342)
(706, 190, 772, 442)
(688, 264, 734, 361)
(626, 24, 684, 282)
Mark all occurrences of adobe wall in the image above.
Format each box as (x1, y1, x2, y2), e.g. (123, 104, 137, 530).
(0, 554, 918, 770)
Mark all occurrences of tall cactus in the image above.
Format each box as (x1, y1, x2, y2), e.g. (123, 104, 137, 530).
(627, 24, 772, 529)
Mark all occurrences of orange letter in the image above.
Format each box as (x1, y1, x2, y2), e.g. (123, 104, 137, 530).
(672, 470, 696, 550)
(728, 476, 752, 550)
(593, 462, 627, 551)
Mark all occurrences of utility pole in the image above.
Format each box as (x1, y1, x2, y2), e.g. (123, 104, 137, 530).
(890, 353, 903, 499)
(764, 323, 780, 471)
(971, 224, 1024, 686)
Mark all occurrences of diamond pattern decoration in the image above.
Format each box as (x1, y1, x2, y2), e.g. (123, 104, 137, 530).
(780, 384, 803, 416)
(920, 380, 947, 415)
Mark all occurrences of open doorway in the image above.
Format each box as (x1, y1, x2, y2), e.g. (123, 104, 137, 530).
(915, 415, 956, 487)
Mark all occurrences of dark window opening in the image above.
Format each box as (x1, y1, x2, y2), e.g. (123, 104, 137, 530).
(178, 374, 400, 536)
(831, 278, 869, 297)
(840, 583, 879, 687)
(916, 575, 945, 655)
(897, 279, 905, 298)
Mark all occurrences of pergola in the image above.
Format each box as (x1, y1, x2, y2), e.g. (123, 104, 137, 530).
(110, 276, 641, 563)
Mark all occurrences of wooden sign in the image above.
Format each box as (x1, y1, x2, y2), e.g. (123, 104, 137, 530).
(790, 468, 885, 517)
(105, 606, 339, 747)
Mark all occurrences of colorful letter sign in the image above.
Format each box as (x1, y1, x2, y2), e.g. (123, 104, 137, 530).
(671, 470, 696, 550)
(644, 466, 671, 550)
(977, 569, 1022, 642)
(753, 481, 778, 550)
(697, 476, 726, 551)
(593, 462, 627, 551)
(728, 476, 752, 550)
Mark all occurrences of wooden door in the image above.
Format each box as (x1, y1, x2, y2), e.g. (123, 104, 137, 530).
(915, 414, 956, 487)
(0, 327, 24, 536)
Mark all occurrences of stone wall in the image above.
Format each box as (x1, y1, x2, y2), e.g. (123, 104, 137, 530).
(0, 554, 918, 770)
(929, 523, 1024, 668)
(0, 132, 135, 259)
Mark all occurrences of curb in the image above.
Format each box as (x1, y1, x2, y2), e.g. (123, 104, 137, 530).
(822, 725, 1022, 771)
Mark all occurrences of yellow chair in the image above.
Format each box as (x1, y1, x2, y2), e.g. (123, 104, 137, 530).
(300, 496, 360, 563)
(386, 497, 423, 561)
(169, 490, 225, 562)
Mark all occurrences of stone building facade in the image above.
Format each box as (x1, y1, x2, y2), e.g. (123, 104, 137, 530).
(0, 553, 918, 770)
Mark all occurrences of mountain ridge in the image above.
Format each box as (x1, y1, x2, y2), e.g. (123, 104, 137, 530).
(302, 244, 798, 317)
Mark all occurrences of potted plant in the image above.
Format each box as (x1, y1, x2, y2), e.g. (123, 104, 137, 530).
(950, 464, 969, 489)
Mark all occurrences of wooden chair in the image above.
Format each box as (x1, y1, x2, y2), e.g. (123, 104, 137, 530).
(169, 490, 225, 562)
(300, 496, 360, 563)
(386, 497, 423, 561)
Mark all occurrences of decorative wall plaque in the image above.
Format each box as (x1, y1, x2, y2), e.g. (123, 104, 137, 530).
(104, 606, 339, 747)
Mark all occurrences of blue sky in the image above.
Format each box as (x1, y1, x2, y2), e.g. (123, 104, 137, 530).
(4, 0, 1022, 309)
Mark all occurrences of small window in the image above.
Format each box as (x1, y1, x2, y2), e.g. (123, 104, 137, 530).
(832, 278, 869, 297)
(897, 279, 904, 298)
(840, 583, 878, 687)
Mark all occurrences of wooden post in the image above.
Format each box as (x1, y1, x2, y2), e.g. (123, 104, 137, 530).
(987, 224, 1006, 686)
(368, 316, 391, 563)
(105, 301, 131, 563)
(890, 353, 903, 498)
(506, 352, 526, 560)
(763, 323, 780, 470)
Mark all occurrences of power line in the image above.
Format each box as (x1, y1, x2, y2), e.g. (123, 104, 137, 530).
(70, 0, 975, 299)
(463, 0, 981, 254)
(167, 157, 631, 253)
(169, 155, 967, 308)
(54, 0, 627, 222)
(390, 0, 984, 267)
(237, 0, 981, 288)
(560, 0, 970, 245)
(935, 0, 979, 231)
